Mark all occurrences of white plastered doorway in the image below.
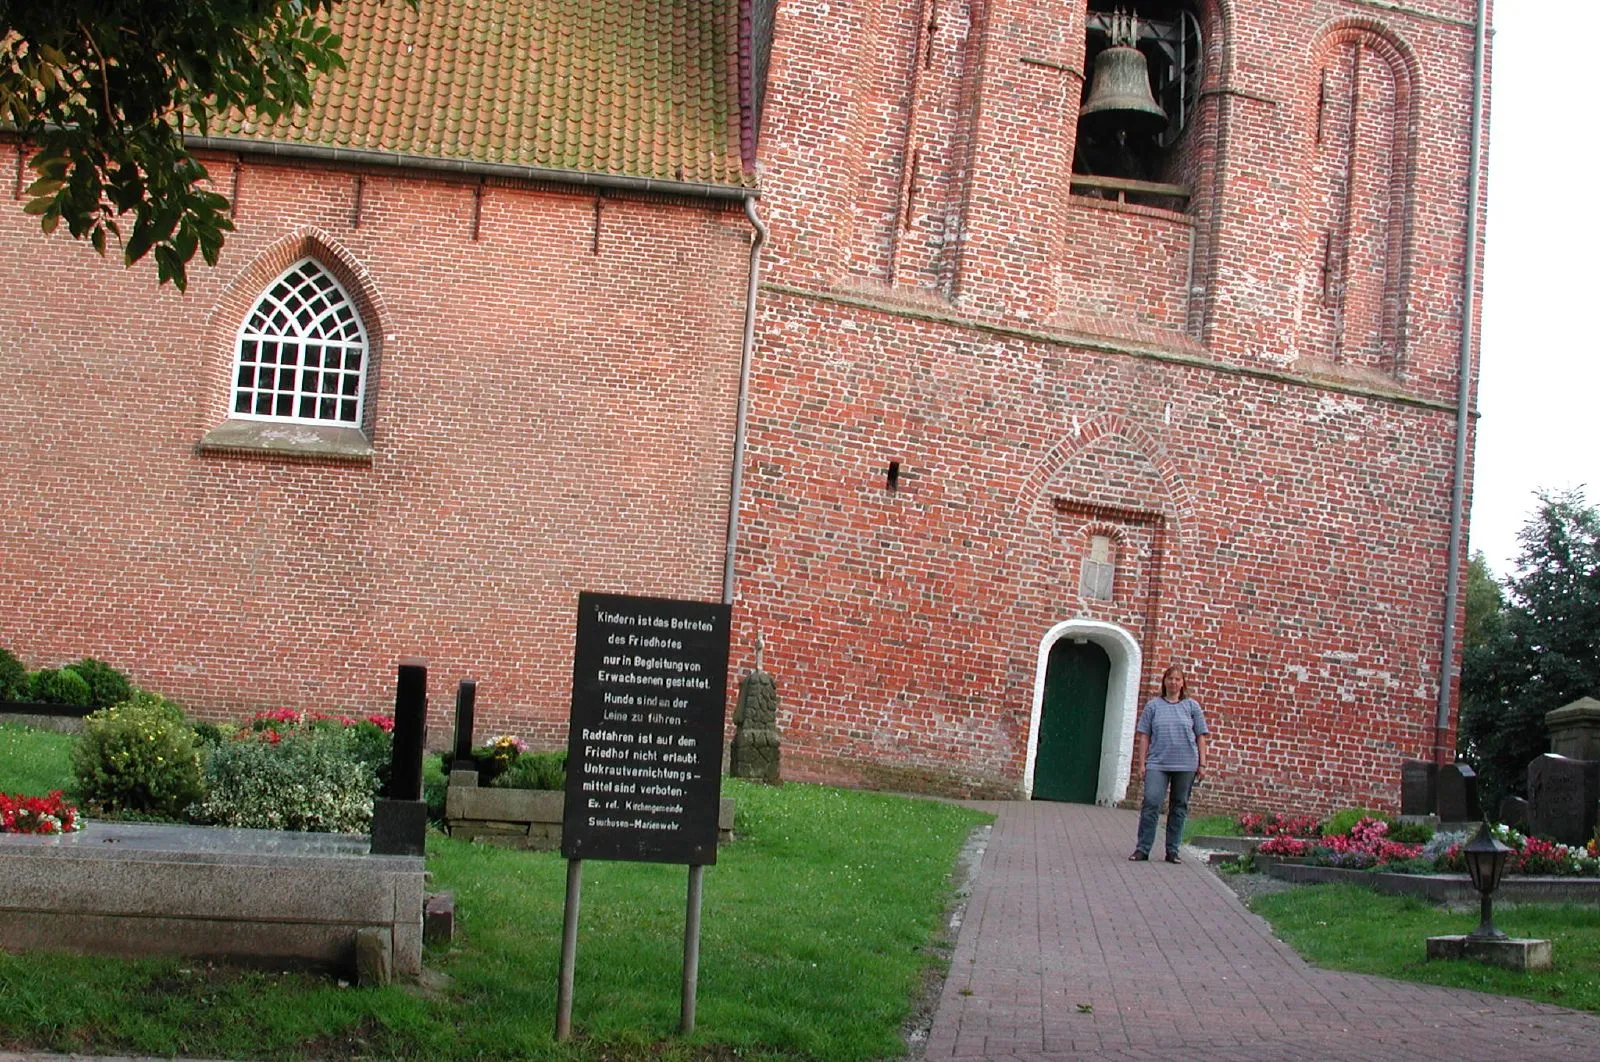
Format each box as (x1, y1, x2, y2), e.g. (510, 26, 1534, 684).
(1022, 619, 1143, 805)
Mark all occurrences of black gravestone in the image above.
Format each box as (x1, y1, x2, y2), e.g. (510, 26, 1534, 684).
(386, 659, 428, 801)
(452, 679, 478, 772)
(1436, 762, 1481, 825)
(1527, 754, 1600, 846)
(1498, 795, 1532, 833)
(1400, 760, 1437, 816)
(372, 658, 428, 857)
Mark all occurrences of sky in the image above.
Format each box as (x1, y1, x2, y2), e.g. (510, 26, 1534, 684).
(1470, 0, 1600, 577)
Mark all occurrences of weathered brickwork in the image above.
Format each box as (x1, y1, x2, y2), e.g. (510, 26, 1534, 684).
(0, 159, 751, 747)
(740, 0, 1486, 814)
(0, 0, 1484, 816)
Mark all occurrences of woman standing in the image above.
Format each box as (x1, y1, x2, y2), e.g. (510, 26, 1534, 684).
(1128, 664, 1209, 863)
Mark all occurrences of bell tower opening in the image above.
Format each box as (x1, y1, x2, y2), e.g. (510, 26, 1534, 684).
(1072, 2, 1203, 208)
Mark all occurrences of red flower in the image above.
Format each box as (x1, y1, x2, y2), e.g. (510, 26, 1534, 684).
(0, 790, 84, 834)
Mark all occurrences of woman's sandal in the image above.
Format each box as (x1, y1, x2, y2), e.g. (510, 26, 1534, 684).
(1164, 853, 1182, 864)
(1128, 851, 1149, 861)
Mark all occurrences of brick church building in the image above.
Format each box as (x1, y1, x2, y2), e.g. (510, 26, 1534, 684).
(0, 0, 1488, 814)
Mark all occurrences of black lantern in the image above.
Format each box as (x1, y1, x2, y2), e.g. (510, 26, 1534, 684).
(1462, 820, 1511, 941)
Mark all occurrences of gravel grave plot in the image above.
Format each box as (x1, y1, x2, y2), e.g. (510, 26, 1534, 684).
(1213, 865, 1303, 905)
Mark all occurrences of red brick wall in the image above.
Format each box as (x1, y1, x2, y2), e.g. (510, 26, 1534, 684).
(741, 0, 1486, 814)
(0, 158, 752, 746)
(0, 0, 1487, 817)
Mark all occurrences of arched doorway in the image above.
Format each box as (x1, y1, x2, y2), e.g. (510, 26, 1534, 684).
(1033, 640, 1111, 802)
(1024, 619, 1143, 804)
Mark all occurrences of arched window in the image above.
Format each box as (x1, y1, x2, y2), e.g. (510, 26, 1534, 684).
(1072, 1, 1204, 207)
(1081, 534, 1117, 601)
(232, 259, 369, 426)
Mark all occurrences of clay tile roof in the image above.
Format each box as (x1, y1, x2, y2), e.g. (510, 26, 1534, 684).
(211, 0, 752, 188)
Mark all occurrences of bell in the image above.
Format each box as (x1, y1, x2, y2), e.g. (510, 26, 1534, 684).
(1079, 42, 1167, 135)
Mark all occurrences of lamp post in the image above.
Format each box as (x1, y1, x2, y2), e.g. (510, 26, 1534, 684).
(1462, 820, 1511, 941)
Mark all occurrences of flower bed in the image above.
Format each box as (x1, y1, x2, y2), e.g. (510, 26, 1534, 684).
(0, 790, 83, 834)
(1249, 816, 1600, 877)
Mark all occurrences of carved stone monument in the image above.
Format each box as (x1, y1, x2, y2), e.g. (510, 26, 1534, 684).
(1527, 754, 1600, 847)
(1436, 762, 1482, 825)
(729, 637, 781, 784)
(1400, 760, 1438, 817)
(1546, 697, 1600, 762)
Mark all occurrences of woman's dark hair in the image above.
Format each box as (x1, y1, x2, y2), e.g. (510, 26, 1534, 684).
(1160, 665, 1188, 700)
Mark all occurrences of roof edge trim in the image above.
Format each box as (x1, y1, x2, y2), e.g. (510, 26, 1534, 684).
(184, 136, 760, 201)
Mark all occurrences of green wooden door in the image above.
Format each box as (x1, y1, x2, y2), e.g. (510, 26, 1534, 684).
(1033, 640, 1111, 803)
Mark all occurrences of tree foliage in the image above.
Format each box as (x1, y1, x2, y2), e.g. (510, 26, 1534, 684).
(0, 1, 345, 290)
(1459, 490, 1600, 810)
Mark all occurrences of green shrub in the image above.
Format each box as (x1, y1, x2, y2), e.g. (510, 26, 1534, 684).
(491, 749, 567, 791)
(1322, 807, 1395, 838)
(72, 692, 203, 818)
(0, 648, 25, 701)
(1388, 820, 1434, 845)
(190, 730, 378, 833)
(31, 667, 93, 707)
(65, 658, 132, 710)
(341, 719, 393, 790)
(423, 753, 449, 824)
(192, 721, 234, 746)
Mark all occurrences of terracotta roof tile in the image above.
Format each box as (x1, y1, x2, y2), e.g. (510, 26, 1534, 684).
(212, 0, 750, 187)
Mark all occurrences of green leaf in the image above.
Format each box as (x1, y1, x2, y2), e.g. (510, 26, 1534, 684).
(154, 245, 188, 292)
(123, 217, 156, 266)
(24, 177, 66, 198)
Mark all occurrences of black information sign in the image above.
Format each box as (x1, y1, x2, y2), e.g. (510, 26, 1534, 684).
(563, 592, 732, 864)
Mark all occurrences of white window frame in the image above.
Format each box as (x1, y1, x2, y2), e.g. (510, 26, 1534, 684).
(230, 258, 370, 427)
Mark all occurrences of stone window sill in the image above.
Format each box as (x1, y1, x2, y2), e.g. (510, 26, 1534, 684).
(197, 419, 374, 463)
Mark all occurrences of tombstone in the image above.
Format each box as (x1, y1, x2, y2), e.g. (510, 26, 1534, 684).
(1545, 697, 1600, 762)
(1527, 754, 1600, 846)
(1400, 760, 1438, 816)
(372, 658, 429, 856)
(729, 638, 781, 784)
(386, 659, 428, 801)
(1498, 795, 1532, 833)
(1436, 762, 1482, 825)
(451, 679, 478, 773)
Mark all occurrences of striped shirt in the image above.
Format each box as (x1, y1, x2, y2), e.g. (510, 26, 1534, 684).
(1137, 697, 1208, 772)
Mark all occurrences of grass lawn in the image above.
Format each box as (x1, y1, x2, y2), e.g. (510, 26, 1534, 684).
(0, 723, 992, 1061)
(0, 724, 76, 796)
(1182, 813, 1239, 839)
(1250, 884, 1600, 1013)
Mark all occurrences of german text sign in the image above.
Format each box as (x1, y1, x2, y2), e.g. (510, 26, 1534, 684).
(563, 592, 732, 864)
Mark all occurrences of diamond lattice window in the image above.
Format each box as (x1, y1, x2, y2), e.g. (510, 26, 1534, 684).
(232, 260, 368, 425)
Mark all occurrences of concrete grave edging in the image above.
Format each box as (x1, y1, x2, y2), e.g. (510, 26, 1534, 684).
(0, 821, 425, 979)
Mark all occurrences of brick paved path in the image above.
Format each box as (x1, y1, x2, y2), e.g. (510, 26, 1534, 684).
(923, 800, 1600, 1060)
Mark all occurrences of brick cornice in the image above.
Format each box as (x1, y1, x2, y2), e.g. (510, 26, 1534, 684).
(762, 282, 1463, 415)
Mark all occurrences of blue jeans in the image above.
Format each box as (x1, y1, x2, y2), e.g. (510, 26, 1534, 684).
(1136, 767, 1195, 857)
